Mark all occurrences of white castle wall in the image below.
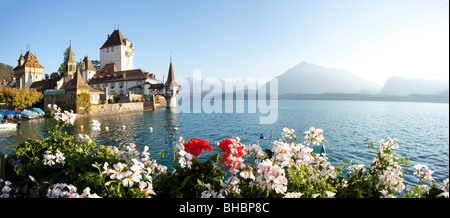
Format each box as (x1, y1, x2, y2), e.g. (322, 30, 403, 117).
(100, 44, 133, 71)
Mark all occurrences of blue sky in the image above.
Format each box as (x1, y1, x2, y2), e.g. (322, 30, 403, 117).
(0, 0, 448, 85)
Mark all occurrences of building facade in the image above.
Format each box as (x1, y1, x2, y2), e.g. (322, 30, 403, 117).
(12, 50, 44, 89)
(99, 29, 134, 71)
(90, 29, 158, 95)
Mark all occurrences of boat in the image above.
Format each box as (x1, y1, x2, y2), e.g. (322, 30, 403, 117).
(0, 122, 18, 128)
(30, 108, 45, 117)
(20, 110, 38, 119)
(0, 116, 18, 129)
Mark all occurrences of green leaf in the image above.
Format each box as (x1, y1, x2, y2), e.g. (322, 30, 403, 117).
(197, 178, 204, 187)
(181, 176, 190, 188)
(207, 153, 219, 163)
(105, 180, 116, 186)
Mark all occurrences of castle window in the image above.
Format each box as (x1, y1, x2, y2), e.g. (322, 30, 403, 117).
(107, 48, 109, 53)
(111, 47, 114, 52)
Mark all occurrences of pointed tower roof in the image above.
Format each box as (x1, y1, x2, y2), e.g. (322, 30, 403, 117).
(14, 51, 44, 70)
(164, 57, 179, 87)
(64, 67, 93, 91)
(82, 56, 97, 71)
(65, 42, 76, 64)
(100, 29, 126, 49)
(18, 53, 24, 62)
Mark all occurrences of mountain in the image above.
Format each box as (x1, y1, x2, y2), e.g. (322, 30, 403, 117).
(379, 77, 449, 96)
(272, 62, 382, 95)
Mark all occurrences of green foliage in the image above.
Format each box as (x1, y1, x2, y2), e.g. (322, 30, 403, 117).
(0, 86, 43, 109)
(75, 92, 91, 114)
(154, 154, 226, 198)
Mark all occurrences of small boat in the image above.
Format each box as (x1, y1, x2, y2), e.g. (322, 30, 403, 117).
(0, 116, 19, 129)
(20, 110, 38, 119)
(0, 122, 18, 128)
(30, 108, 45, 117)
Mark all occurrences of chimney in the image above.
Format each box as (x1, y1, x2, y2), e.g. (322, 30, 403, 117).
(108, 34, 110, 38)
(45, 74, 49, 79)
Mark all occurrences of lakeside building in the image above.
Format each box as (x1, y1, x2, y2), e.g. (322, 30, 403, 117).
(8, 27, 180, 111)
(88, 29, 159, 96)
(11, 50, 44, 89)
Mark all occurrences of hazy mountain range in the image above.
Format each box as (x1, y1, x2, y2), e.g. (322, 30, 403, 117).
(273, 61, 383, 95)
(272, 61, 449, 96)
(179, 61, 448, 102)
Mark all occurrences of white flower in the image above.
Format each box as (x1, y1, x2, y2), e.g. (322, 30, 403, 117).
(311, 193, 321, 198)
(53, 109, 76, 125)
(43, 150, 56, 166)
(281, 127, 296, 139)
(413, 164, 435, 183)
(283, 192, 303, 198)
(325, 191, 336, 198)
(77, 134, 92, 144)
(91, 120, 101, 131)
(304, 127, 325, 146)
(55, 150, 65, 166)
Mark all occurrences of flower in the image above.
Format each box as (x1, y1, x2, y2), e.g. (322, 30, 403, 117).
(77, 134, 92, 144)
(53, 109, 76, 125)
(201, 183, 224, 198)
(281, 127, 296, 139)
(43, 150, 56, 166)
(283, 192, 303, 198)
(47, 183, 100, 198)
(255, 159, 288, 194)
(218, 137, 246, 169)
(183, 138, 212, 156)
(55, 150, 66, 166)
(413, 164, 435, 183)
(304, 127, 326, 145)
(91, 120, 101, 131)
(325, 191, 336, 198)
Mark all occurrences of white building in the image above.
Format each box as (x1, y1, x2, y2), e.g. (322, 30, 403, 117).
(99, 29, 134, 71)
(89, 29, 158, 95)
(12, 50, 44, 89)
(80, 56, 97, 83)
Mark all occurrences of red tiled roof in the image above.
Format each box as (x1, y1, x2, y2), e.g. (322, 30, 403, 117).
(100, 30, 126, 49)
(88, 63, 158, 85)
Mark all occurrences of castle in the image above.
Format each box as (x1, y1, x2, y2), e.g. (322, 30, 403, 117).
(9, 28, 180, 110)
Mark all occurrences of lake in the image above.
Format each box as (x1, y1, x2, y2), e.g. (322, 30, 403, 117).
(1, 100, 448, 186)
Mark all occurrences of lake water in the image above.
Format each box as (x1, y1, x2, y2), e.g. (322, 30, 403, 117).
(1, 100, 448, 186)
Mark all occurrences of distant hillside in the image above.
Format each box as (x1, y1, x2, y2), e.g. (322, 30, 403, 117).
(271, 62, 382, 95)
(0, 62, 14, 81)
(379, 77, 449, 96)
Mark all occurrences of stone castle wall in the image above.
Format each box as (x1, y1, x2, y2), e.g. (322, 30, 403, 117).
(91, 102, 143, 115)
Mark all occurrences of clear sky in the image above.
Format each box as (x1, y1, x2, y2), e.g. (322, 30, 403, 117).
(0, 0, 448, 85)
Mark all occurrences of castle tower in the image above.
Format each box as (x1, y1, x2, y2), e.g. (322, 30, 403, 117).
(81, 56, 97, 83)
(163, 57, 180, 108)
(13, 48, 44, 89)
(64, 42, 76, 83)
(99, 29, 134, 71)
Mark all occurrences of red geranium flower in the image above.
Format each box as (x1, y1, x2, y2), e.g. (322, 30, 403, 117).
(218, 137, 245, 169)
(183, 138, 212, 156)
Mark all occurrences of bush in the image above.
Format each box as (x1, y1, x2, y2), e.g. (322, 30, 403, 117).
(4, 105, 449, 198)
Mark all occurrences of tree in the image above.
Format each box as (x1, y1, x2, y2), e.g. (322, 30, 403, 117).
(57, 63, 66, 78)
(0, 86, 43, 109)
(90, 60, 100, 71)
(63, 47, 74, 63)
